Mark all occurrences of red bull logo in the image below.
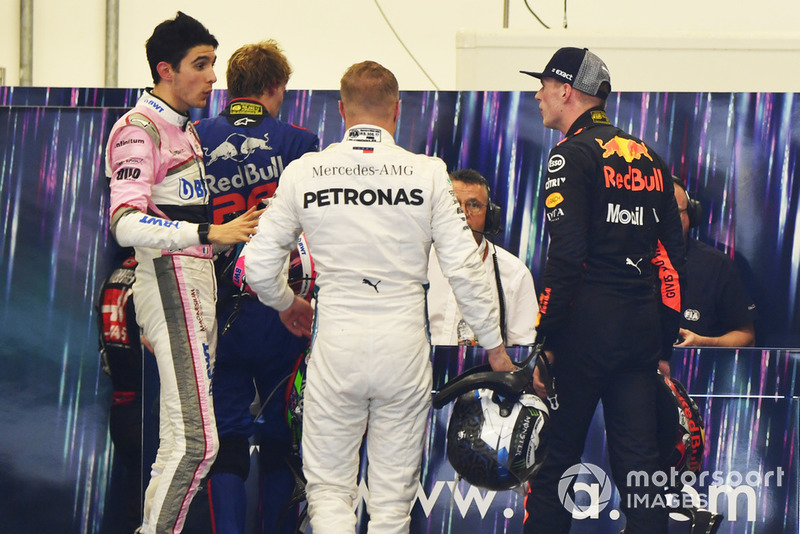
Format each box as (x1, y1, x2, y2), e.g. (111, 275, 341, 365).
(604, 166, 664, 192)
(596, 137, 653, 163)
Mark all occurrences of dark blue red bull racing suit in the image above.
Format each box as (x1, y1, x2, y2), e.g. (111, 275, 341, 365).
(525, 108, 685, 534)
(195, 98, 319, 534)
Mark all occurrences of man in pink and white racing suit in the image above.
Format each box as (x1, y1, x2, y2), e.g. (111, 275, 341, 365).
(104, 12, 260, 534)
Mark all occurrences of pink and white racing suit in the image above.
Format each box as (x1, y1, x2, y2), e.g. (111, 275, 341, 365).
(106, 90, 218, 534)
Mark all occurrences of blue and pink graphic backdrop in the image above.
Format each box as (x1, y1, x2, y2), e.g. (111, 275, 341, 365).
(0, 87, 797, 533)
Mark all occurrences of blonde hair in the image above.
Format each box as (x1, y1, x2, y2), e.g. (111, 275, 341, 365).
(226, 40, 292, 99)
(340, 61, 399, 118)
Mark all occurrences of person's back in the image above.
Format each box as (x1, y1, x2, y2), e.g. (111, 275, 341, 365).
(553, 122, 674, 292)
(244, 60, 513, 533)
(197, 111, 318, 224)
(280, 133, 460, 327)
(193, 40, 319, 534)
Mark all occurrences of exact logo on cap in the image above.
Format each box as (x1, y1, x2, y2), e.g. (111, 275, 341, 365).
(552, 69, 573, 81)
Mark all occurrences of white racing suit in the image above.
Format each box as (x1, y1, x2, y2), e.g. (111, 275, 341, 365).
(106, 90, 219, 534)
(244, 125, 503, 533)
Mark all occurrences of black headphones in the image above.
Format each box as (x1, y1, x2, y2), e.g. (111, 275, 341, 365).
(483, 183, 503, 236)
(672, 175, 702, 228)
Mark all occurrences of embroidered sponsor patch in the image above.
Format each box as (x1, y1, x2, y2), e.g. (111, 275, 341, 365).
(545, 192, 564, 208)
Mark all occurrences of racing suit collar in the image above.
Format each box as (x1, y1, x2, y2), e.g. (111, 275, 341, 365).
(343, 125, 396, 145)
(139, 89, 191, 129)
(223, 98, 267, 116)
(564, 107, 610, 138)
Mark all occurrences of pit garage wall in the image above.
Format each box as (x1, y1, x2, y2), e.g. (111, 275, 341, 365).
(0, 87, 797, 533)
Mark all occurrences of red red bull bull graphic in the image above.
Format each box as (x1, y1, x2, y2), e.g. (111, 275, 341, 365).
(596, 136, 653, 162)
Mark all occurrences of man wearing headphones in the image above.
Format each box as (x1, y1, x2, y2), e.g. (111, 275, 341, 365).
(672, 177, 756, 347)
(427, 168, 538, 346)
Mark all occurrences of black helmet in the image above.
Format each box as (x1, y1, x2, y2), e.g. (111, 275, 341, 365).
(655, 371, 705, 474)
(432, 346, 556, 491)
(446, 388, 550, 491)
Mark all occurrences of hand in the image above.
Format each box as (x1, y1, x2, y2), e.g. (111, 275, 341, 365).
(674, 327, 707, 347)
(486, 344, 515, 372)
(658, 360, 671, 378)
(532, 350, 554, 400)
(208, 206, 264, 246)
(279, 295, 314, 338)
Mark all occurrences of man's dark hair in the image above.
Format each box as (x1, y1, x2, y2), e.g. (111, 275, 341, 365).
(450, 168, 490, 196)
(145, 12, 218, 85)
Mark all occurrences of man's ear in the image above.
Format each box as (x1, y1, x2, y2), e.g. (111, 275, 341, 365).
(561, 83, 573, 101)
(338, 100, 346, 122)
(156, 61, 174, 83)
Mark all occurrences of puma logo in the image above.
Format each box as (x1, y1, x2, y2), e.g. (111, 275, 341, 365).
(362, 278, 381, 293)
(626, 257, 643, 275)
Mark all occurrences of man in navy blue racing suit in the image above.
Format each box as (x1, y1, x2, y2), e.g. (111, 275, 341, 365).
(522, 48, 685, 534)
(194, 40, 319, 534)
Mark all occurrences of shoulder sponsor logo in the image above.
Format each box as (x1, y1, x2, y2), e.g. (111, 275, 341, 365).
(114, 138, 145, 148)
(545, 176, 566, 190)
(545, 192, 564, 208)
(114, 168, 141, 181)
(596, 136, 653, 163)
(303, 187, 424, 208)
(348, 128, 381, 143)
(603, 166, 664, 192)
(606, 203, 643, 226)
(684, 309, 700, 322)
(548, 154, 566, 172)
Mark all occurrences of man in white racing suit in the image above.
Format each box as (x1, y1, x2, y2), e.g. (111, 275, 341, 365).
(243, 60, 516, 533)
(104, 12, 260, 534)
(427, 168, 537, 346)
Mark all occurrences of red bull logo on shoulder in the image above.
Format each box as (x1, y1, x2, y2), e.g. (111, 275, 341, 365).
(596, 136, 653, 163)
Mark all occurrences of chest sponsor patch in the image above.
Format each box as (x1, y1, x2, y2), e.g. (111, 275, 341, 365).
(545, 192, 564, 208)
(548, 154, 566, 172)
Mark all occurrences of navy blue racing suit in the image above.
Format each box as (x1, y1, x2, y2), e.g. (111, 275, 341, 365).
(525, 108, 685, 534)
(195, 98, 319, 534)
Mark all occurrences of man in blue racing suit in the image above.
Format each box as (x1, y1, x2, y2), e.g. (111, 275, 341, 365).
(194, 40, 319, 534)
